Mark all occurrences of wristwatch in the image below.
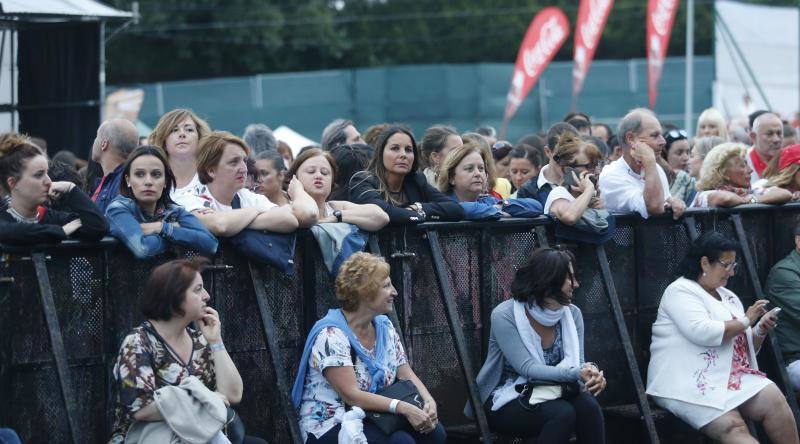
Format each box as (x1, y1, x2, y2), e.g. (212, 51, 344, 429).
(333, 209, 343, 222)
(749, 194, 759, 204)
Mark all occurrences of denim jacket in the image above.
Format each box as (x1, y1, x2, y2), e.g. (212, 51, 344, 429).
(106, 195, 218, 259)
(448, 193, 543, 221)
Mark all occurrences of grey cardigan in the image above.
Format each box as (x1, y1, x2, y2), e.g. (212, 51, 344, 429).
(464, 299, 585, 418)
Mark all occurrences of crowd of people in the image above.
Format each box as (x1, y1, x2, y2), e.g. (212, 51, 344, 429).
(1, 104, 800, 443)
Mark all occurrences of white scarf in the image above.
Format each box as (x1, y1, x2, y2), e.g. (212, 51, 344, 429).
(491, 300, 580, 410)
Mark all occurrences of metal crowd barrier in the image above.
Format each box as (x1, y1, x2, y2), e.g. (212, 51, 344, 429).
(1, 204, 800, 444)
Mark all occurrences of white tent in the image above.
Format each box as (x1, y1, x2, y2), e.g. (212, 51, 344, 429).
(713, 0, 799, 119)
(0, 0, 130, 18)
(273, 125, 318, 157)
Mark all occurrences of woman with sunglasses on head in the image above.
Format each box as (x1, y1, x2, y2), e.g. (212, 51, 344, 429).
(0, 133, 107, 245)
(105, 146, 218, 259)
(349, 124, 464, 225)
(661, 129, 697, 205)
(647, 232, 796, 444)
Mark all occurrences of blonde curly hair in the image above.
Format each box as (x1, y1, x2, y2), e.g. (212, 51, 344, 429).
(335, 252, 391, 312)
(696, 142, 749, 191)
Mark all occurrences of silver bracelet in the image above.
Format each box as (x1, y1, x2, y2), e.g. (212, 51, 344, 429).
(755, 322, 768, 337)
(209, 342, 225, 353)
(389, 399, 400, 414)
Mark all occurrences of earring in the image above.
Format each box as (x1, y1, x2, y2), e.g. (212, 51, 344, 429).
(702, 272, 707, 277)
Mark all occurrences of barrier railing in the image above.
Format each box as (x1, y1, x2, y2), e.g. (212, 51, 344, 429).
(1, 204, 800, 444)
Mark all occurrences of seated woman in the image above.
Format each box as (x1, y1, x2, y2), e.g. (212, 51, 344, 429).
(349, 125, 464, 225)
(661, 129, 697, 205)
(468, 248, 606, 443)
(109, 258, 265, 444)
(253, 150, 290, 206)
(420, 125, 462, 188)
(646, 232, 797, 443)
(754, 144, 800, 201)
(174, 131, 315, 236)
(290, 148, 389, 230)
(0, 133, 107, 245)
(292, 253, 446, 444)
(437, 141, 542, 220)
(148, 109, 212, 202)
(105, 145, 218, 259)
(691, 143, 791, 208)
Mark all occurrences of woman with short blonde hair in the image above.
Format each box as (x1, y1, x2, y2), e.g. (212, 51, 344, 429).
(292, 252, 446, 443)
(692, 143, 791, 208)
(148, 109, 212, 200)
(696, 108, 729, 141)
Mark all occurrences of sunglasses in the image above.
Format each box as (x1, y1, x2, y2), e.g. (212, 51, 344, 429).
(666, 129, 688, 140)
(492, 140, 513, 151)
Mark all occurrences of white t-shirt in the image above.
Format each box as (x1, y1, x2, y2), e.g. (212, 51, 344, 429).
(169, 173, 201, 203)
(598, 157, 671, 218)
(174, 184, 276, 213)
(543, 185, 576, 214)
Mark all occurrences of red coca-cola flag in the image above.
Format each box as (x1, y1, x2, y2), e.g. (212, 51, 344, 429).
(647, 0, 679, 108)
(572, 0, 615, 98)
(503, 7, 570, 124)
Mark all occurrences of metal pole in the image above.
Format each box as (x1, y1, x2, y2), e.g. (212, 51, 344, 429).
(33, 253, 81, 444)
(684, 0, 695, 135)
(426, 230, 494, 444)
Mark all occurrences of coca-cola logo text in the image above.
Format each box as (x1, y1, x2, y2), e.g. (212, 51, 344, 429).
(523, 17, 567, 78)
(579, 0, 613, 50)
(650, 0, 678, 36)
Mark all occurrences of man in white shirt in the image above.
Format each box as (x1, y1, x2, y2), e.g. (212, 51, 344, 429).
(599, 108, 685, 219)
(175, 131, 314, 236)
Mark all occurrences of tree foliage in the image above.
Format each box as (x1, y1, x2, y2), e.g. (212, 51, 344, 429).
(104, 0, 795, 84)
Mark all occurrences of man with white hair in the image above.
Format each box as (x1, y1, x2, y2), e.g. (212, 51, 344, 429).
(90, 118, 139, 213)
(243, 123, 277, 155)
(599, 108, 685, 219)
(320, 119, 364, 150)
(747, 112, 783, 183)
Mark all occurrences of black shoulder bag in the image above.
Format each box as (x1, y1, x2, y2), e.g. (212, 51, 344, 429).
(349, 345, 423, 435)
(142, 322, 246, 444)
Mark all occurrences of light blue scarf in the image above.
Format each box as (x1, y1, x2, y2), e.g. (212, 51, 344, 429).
(291, 308, 391, 408)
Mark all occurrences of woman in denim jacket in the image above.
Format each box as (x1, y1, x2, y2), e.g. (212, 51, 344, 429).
(106, 145, 218, 259)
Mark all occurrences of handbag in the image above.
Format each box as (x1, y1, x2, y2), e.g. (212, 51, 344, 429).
(349, 346, 423, 435)
(142, 322, 247, 443)
(515, 380, 580, 409)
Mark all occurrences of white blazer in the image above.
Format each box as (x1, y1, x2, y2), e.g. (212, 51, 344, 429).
(646, 277, 759, 408)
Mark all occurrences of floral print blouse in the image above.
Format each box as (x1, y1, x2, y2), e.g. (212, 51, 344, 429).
(108, 323, 216, 443)
(298, 324, 407, 442)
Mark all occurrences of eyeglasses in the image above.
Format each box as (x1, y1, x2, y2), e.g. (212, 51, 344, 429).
(717, 259, 739, 272)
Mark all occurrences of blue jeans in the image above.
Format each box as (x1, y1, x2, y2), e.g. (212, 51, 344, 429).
(307, 420, 447, 444)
